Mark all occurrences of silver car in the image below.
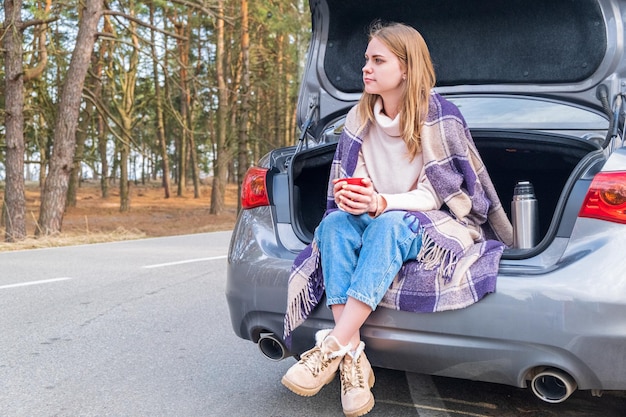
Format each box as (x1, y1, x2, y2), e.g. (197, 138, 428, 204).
(226, 0, 626, 403)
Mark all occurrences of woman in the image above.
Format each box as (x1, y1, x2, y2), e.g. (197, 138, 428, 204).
(282, 22, 513, 417)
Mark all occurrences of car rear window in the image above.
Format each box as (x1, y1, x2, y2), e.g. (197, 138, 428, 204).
(446, 96, 609, 130)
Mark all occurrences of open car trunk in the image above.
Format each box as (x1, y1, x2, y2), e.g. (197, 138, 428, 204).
(288, 0, 620, 259)
(289, 131, 603, 253)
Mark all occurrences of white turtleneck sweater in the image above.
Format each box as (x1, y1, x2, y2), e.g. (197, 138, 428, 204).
(352, 99, 443, 213)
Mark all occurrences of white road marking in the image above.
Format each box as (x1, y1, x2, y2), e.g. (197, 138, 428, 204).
(142, 255, 227, 269)
(403, 373, 497, 416)
(0, 277, 73, 290)
(378, 399, 493, 417)
(406, 373, 452, 416)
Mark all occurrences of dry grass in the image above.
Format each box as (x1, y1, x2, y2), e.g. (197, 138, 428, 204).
(0, 180, 238, 252)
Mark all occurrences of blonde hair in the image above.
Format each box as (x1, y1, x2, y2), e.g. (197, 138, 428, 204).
(356, 22, 436, 159)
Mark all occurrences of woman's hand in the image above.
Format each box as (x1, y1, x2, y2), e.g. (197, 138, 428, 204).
(333, 178, 379, 215)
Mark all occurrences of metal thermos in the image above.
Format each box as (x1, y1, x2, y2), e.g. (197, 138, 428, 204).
(511, 181, 539, 249)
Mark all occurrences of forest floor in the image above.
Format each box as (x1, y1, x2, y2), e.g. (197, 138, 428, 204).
(0, 180, 239, 252)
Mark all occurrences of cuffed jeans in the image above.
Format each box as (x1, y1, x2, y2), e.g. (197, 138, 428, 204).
(315, 210, 423, 311)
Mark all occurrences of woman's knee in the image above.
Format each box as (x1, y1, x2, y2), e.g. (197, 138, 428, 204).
(317, 210, 370, 237)
(364, 211, 422, 249)
(369, 211, 413, 232)
(323, 209, 351, 225)
(316, 210, 348, 238)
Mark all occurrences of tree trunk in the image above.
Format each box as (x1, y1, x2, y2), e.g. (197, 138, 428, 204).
(172, 14, 191, 197)
(118, 9, 140, 212)
(237, 0, 251, 212)
(189, 132, 201, 199)
(98, 14, 114, 199)
(189, 26, 201, 199)
(37, 0, 103, 235)
(210, 0, 228, 215)
(150, 3, 171, 198)
(67, 76, 96, 207)
(119, 139, 130, 212)
(97, 110, 109, 198)
(37, 115, 49, 188)
(276, 34, 286, 147)
(2, 0, 27, 241)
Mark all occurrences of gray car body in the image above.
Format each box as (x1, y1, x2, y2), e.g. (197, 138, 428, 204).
(226, 0, 626, 401)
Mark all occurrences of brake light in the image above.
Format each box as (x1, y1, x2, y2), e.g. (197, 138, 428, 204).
(579, 171, 626, 224)
(241, 167, 270, 209)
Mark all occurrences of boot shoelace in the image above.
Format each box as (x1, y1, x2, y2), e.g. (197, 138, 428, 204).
(300, 347, 332, 377)
(341, 356, 365, 393)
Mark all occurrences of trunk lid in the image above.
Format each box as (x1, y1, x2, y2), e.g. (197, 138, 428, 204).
(299, 0, 625, 137)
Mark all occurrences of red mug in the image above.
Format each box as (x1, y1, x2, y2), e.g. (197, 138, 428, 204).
(342, 177, 364, 186)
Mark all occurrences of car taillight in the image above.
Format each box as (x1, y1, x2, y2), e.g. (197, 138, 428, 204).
(579, 171, 626, 224)
(241, 167, 270, 209)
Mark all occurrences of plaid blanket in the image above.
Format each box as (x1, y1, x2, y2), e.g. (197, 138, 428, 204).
(284, 92, 513, 344)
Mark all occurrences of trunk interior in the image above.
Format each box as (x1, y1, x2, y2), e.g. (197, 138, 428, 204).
(320, 0, 606, 92)
(289, 131, 602, 248)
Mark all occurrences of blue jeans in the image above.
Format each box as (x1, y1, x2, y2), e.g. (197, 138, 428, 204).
(315, 210, 423, 311)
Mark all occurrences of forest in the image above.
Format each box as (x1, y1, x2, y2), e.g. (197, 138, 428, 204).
(0, 0, 310, 242)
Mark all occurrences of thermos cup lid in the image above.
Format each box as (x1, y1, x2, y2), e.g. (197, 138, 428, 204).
(514, 180, 535, 196)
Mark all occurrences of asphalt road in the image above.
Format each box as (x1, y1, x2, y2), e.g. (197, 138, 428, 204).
(1, 232, 624, 417)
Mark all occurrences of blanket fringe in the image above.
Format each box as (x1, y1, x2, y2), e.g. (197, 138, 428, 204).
(284, 281, 318, 339)
(416, 230, 458, 284)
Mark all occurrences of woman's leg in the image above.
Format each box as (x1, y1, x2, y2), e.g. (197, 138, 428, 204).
(329, 212, 422, 416)
(330, 211, 422, 346)
(315, 210, 372, 308)
(282, 211, 421, 404)
(331, 299, 371, 348)
(281, 211, 373, 397)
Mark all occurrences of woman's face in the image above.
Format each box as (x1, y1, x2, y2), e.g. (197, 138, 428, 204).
(362, 37, 405, 103)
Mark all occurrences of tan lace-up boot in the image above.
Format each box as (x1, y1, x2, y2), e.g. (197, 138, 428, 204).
(281, 329, 352, 396)
(340, 342, 375, 417)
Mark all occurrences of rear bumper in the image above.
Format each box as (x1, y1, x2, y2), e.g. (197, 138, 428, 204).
(226, 210, 626, 391)
(226, 208, 295, 341)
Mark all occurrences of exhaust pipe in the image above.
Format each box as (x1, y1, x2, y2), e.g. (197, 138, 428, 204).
(258, 333, 289, 361)
(530, 368, 577, 403)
